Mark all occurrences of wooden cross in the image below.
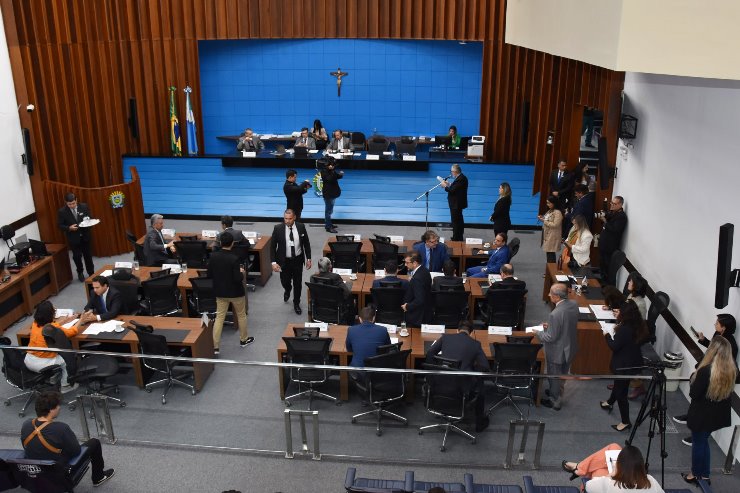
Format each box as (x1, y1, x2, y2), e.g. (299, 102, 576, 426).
(330, 68, 348, 97)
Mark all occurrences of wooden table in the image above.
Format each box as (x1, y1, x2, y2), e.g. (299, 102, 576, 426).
(137, 232, 273, 286)
(542, 262, 611, 374)
(0, 244, 72, 334)
(276, 323, 413, 401)
(17, 315, 214, 391)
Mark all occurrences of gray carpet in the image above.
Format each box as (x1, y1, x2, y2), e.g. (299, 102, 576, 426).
(1, 218, 738, 492)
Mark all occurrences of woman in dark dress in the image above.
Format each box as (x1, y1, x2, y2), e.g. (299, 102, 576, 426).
(599, 300, 649, 432)
(682, 337, 736, 485)
(489, 182, 512, 235)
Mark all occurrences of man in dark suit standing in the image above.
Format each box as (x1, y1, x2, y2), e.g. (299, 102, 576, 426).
(441, 164, 468, 241)
(208, 232, 251, 354)
(143, 214, 175, 267)
(491, 264, 527, 291)
(549, 159, 574, 209)
(598, 196, 628, 285)
(320, 160, 343, 233)
(283, 169, 311, 219)
(271, 209, 312, 315)
(57, 193, 94, 282)
(426, 321, 490, 431)
(401, 253, 432, 326)
(537, 283, 579, 410)
(81, 276, 123, 323)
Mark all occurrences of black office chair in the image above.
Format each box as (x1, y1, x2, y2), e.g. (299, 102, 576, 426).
(350, 131, 366, 151)
(376, 342, 403, 354)
(41, 325, 125, 410)
(395, 137, 417, 156)
(282, 336, 337, 410)
(419, 362, 476, 452)
(487, 342, 542, 419)
(370, 287, 406, 325)
(187, 277, 217, 317)
(329, 241, 365, 273)
(506, 335, 534, 344)
(305, 282, 350, 324)
(132, 327, 195, 405)
(231, 243, 257, 292)
(140, 273, 181, 316)
(335, 234, 355, 242)
(352, 349, 411, 436)
(149, 268, 171, 279)
(6, 450, 91, 493)
(293, 326, 319, 338)
(646, 291, 670, 344)
(431, 290, 469, 327)
(477, 288, 528, 330)
(173, 240, 209, 269)
(370, 239, 402, 272)
(0, 225, 30, 253)
(0, 337, 62, 417)
(178, 234, 198, 242)
(596, 249, 626, 286)
(508, 237, 521, 260)
(367, 136, 390, 154)
(108, 277, 141, 315)
(125, 230, 138, 245)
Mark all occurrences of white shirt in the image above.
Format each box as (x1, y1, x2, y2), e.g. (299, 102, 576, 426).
(284, 224, 302, 258)
(585, 475, 664, 493)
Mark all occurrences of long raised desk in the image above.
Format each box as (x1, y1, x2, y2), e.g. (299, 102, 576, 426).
(222, 151, 431, 171)
(0, 244, 73, 334)
(542, 262, 611, 375)
(17, 315, 214, 391)
(136, 232, 273, 286)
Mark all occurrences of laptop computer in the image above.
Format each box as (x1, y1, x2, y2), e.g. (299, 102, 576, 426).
(293, 146, 309, 157)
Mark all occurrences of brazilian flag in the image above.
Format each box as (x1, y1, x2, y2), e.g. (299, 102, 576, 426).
(169, 86, 182, 156)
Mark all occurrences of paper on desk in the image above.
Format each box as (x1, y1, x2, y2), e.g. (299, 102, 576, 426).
(114, 261, 133, 269)
(162, 263, 183, 273)
(374, 269, 385, 277)
(466, 238, 483, 245)
(579, 307, 591, 314)
(201, 230, 219, 238)
(600, 321, 616, 337)
(55, 309, 74, 318)
(390, 337, 399, 344)
(305, 322, 329, 332)
(99, 270, 113, 278)
(555, 275, 569, 282)
(421, 324, 445, 334)
(332, 268, 352, 276)
(83, 320, 122, 335)
(525, 325, 545, 333)
(590, 304, 616, 320)
(377, 323, 397, 333)
(488, 326, 513, 335)
(605, 449, 621, 475)
(62, 319, 79, 329)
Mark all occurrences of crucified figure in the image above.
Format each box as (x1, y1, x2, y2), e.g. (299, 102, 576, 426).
(330, 68, 348, 97)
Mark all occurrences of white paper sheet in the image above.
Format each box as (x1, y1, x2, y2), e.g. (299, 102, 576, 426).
(599, 321, 617, 337)
(161, 263, 182, 273)
(430, 272, 444, 278)
(590, 304, 616, 320)
(99, 270, 113, 277)
(62, 319, 79, 329)
(555, 274, 570, 282)
(390, 337, 399, 344)
(525, 325, 545, 333)
(579, 307, 591, 314)
(374, 269, 385, 277)
(605, 449, 621, 475)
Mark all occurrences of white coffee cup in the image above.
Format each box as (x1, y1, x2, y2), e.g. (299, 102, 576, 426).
(399, 328, 409, 337)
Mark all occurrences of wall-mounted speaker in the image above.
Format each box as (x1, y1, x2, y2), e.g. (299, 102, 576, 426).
(619, 114, 638, 139)
(21, 127, 33, 176)
(128, 98, 139, 139)
(520, 101, 530, 145)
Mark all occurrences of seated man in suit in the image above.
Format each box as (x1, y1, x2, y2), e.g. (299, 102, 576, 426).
(80, 276, 123, 323)
(491, 264, 527, 291)
(466, 233, 511, 278)
(346, 306, 392, 372)
(21, 391, 115, 487)
(432, 259, 464, 291)
(413, 230, 450, 272)
(236, 127, 264, 152)
(401, 253, 432, 327)
(293, 127, 316, 150)
(372, 260, 409, 290)
(143, 213, 176, 266)
(327, 129, 351, 152)
(426, 321, 490, 431)
(219, 214, 245, 244)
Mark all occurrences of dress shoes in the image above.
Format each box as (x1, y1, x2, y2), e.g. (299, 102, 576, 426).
(283, 292, 290, 303)
(611, 423, 632, 432)
(294, 305, 302, 315)
(540, 398, 561, 411)
(77, 272, 85, 282)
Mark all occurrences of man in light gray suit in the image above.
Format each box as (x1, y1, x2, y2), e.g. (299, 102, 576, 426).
(293, 127, 316, 150)
(236, 128, 264, 152)
(327, 129, 350, 152)
(537, 282, 579, 410)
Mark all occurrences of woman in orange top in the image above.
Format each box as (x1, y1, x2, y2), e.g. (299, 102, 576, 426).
(24, 300, 82, 390)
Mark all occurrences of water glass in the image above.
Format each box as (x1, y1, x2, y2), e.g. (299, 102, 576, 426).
(182, 263, 188, 273)
(133, 260, 140, 270)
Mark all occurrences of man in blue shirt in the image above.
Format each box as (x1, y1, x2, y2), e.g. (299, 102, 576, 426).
(466, 232, 511, 278)
(413, 230, 450, 272)
(345, 306, 391, 368)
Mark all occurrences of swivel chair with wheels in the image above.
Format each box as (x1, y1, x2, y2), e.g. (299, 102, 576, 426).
(0, 337, 61, 417)
(370, 287, 406, 325)
(486, 342, 542, 420)
(282, 336, 337, 410)
(132, 327, 196, 405)
(140, 273, 181, 316)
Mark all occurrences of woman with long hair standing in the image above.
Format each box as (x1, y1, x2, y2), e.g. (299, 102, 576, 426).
(489, 182, 512, 235)
(564, 214, 593, 267)
(538, 194, 563, 263)
(682, 336, 737, 485)
(599, 300, 649, 432)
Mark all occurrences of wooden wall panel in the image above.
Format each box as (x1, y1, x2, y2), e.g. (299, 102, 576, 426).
(2, 0, 624, 242)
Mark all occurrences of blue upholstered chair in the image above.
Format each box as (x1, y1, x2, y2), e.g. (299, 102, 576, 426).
(523, 475, 579, 493)
(344, 467, 413, 492)
(6, 446, 91, 493)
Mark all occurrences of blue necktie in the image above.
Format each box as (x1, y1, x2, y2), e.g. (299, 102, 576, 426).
(425, 247, 431, 269)
(99, 295, 107, 314)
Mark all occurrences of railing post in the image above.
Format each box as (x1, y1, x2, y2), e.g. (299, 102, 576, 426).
(504, 419, 545, 469)
(723, 424, 740, 474)
(284, 409, 320, 460)
(76, 395, 116, 444)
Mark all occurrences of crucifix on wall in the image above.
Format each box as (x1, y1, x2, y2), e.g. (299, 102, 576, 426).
(330, 68, 348, 97)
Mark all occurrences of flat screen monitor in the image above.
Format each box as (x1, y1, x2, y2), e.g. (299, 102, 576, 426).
(434, 135, 452, 148)
(14, 246, 30, 267)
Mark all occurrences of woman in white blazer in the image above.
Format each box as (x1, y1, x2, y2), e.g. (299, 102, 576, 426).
(565, 214, 593, 266)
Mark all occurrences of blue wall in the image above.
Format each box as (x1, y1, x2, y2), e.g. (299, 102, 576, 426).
(199, 39, 483, 154)
(123, 158, 539, 226)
